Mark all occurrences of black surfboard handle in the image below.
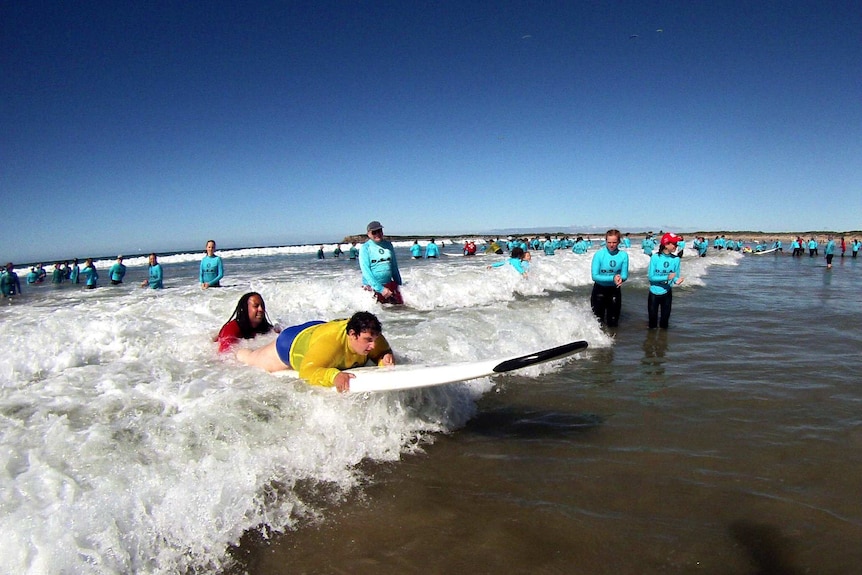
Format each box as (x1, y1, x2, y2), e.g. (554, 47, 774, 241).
(492, 340, 589, 373)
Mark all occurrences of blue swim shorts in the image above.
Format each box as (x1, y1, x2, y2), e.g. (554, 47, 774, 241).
(275, 321, 325, 366)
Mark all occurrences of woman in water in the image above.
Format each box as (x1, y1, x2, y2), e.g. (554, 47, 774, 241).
(140, 253, 164, 289)
(647, 233, 685, 329)
(80, 258, 99, 289)
(200, 239, 224, 289)
(216, 292, 278, 352)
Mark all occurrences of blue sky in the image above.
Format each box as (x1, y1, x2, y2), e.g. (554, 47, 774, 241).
(3, 1, 860, 263)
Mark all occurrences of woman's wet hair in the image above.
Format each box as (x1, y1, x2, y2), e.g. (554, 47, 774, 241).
(223, 292, 274, 338)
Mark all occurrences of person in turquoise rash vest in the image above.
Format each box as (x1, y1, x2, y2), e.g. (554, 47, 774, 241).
(140, 253, 164, 289)
(807, 238, 818, 257)
(69, 258, 80, 283)
(824, 236, 836, 269)
(108, 256, 126, 285)
(852, 238, 861, 258)
(488, 247, 530, 278)
(591, 229, 629, 328)
(542, 236, 556, 255)
(622, 233, 631, 248)
(50, 263, 64, 284)
(648, 233, 685, 329)
(701, 236, 711, 256)
(359, 221, 403, 304)
(791, 238, 802, 257)
(200, 239, 224, 289)
(572, 236, 589, 255)
(424, 239, 440, 258)
(1, 262, 22, 297)
(410, 240, 422, 259)
(348, 242, 359, 260)
(641, 235, 657, 255)
(80, 258, 99, 289)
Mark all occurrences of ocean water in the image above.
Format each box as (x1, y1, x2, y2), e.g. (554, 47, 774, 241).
(2, 243, 860, 574)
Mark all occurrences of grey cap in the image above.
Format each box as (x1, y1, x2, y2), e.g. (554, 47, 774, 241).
(366, 220, 383, 232)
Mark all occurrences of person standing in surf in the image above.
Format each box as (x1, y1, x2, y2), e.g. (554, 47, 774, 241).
(590, 229, 629, 328)
(824, 235, 836, 269)
(80, 258, 99, 289)
(359, 221, 403, 304)
(141, 253, 164, 289)
(424, 238, 440, 258)
(807, 237, 818, 257)
(69, 258, 80, 284)
(200, 239, 224, 289)
(235, 311, 394, 392)
(1, 262, 22, 297)
(108, 255, 127, 285)
(647, 233, 685, 329)
(641, 234, 657, 255)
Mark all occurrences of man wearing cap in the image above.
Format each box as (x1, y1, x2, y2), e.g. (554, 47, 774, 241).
(359, 220, 403, 304)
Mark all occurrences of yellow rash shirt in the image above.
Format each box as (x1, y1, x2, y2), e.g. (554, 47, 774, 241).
(289, 319, 392, 387)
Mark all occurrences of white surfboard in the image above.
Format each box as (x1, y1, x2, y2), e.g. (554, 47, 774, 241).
(750, 247, 779, 255)
(277, 340, 588, 393)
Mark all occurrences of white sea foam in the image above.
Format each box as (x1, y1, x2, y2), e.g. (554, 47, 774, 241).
(0, 244, 739, 573)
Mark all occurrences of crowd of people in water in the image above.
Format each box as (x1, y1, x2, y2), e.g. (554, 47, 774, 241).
(3, 228, 858, 302)
(229, 225, 862, 390)
(0, 253, 166, 296)
(3, 222, 858, 391)
(0, 239, 220, 298)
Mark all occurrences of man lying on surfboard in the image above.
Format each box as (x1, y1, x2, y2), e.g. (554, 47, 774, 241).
(236, 311, 394, 393)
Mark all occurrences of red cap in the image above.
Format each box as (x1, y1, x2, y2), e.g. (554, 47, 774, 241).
(660, 233, 682, 246)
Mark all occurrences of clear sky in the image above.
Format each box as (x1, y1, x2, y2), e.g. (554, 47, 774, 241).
(3, 1, 860, 263)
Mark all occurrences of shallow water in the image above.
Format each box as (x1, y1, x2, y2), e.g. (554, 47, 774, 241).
(3, 245, 860, 574)
(237, 253, 862, 575)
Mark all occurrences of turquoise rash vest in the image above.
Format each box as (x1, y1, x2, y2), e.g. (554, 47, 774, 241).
(359, 239, 402, 293)
(147, 264, 163, 289)
(648, 253, 681, 296)
(591, 248, 629, 287)
(200, 255, 224, 286)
